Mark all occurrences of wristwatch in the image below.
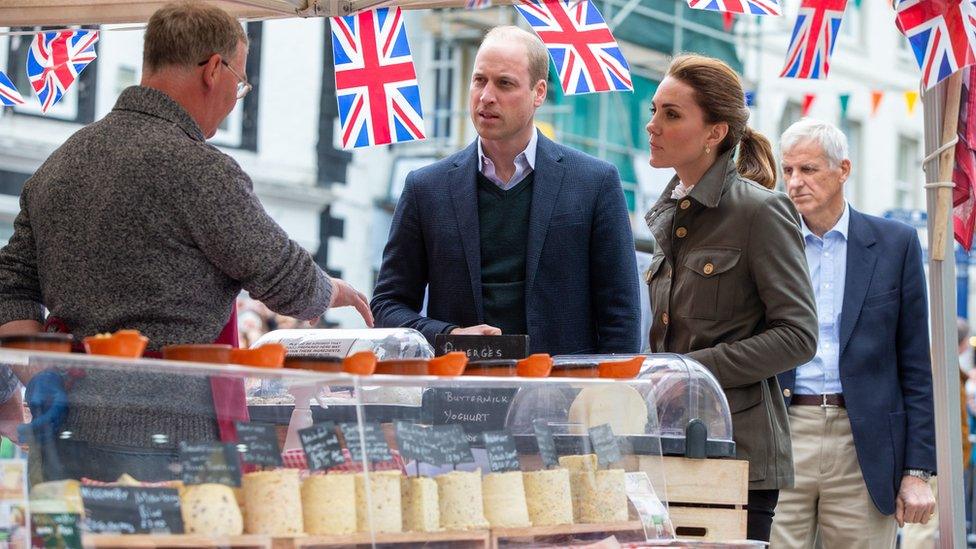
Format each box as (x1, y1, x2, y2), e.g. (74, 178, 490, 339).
(905, 469, 934, 482)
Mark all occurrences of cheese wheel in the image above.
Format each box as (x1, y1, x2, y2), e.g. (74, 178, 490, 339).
(559, 454, 598, 522)
(523, 469, 574, 526)
(568, 385, 648, 435)
(242, 470, 303, 535)
(436, 470, 489, 531)
(302, 474, 357, 535)
(577, 469, 629, 523)
(401, 476, 440, 532)
(482, 472, 530, 528)
(181, 484, 244, 535)
(355, 470, 403, 533)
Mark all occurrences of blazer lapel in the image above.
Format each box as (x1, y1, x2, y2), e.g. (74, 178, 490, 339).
(449, 141, 485, 321)
(525, 133, 565, 296)
(839, 209, 878, 357)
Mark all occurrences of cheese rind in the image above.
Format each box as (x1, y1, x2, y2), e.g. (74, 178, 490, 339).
(482, 472, 531, 528)
(242, 470, 303, 535)
(180, 484, 244, 535)
(401, 476, 441, 532)
(436, 470, 489, 531)
(568, 385, 648, 435)
(523, 469, 574, 526)
(302, 474, 357, 535)
(355, 470, 403, 533)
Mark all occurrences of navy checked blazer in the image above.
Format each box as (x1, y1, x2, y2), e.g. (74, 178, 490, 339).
(370, 132, 641, 355)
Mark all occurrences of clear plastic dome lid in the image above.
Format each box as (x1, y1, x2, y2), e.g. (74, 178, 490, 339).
(252, 328, 434, 360)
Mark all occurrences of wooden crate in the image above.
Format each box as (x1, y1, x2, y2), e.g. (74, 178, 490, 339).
(661, 456, 749, 542)
(83, 534, 272, 548)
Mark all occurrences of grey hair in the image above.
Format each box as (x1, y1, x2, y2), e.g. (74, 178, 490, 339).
(780, 117, 849, 167)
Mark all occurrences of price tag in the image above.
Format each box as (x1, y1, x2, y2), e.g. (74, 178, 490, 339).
(80, 486, 184, 535)
(235, 422, 283, 467)
(431, 424, 474, 466)
(624, 472, 673, 540)
(421, 387, 517, 446)
(299, 422, 345, 471)
(179, 442, 241, 487)
(532, 419, 558, 468)
(340, 422, 392, 463)
(588, 423, 622, 466)
(483, 430, 520, 473)
(394, 421, 434, 464)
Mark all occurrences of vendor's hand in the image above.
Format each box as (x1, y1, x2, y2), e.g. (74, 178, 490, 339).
(328, 276, 374, 327)
(451, 324, 502, 336)
(17, 370, 68, 443)
(895, 475, 936, 526)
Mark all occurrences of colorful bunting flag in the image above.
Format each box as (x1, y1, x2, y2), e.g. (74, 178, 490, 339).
(780, 0, 849, 79)
(330, 7, 426, 150)
(465, 0, 493, 9)
(802, 93, 816, 116)
(953, 66, 976, 249)
(839, 93, 850, 118)
(870, 90, 883, 115)
(0, 71, 24, 107)
(26, 29, 98, 113)
(896, 0, 976, 89)
(516, 0, 633, 95)
(723, 12, 736, 31)
(744, 90, 756, 106)
(686, 0, 782, 16)
(904, 90, 919, 115)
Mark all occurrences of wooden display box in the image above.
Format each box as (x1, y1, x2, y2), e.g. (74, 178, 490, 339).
(83, 534, 272, 548)
(661, 456, 749, 542)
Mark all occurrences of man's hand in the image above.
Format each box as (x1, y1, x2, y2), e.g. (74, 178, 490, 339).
(450, 325, 502, 336)
(328, 277, 374, 327)
(895, 475, 936, 526)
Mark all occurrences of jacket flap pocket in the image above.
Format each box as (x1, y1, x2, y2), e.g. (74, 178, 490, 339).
(645, 253, 665, 284)
(682, 247, 742, 278)
(726, 383, 764, 414)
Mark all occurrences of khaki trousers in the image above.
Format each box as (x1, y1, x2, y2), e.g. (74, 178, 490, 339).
(769, 405, 897, 549)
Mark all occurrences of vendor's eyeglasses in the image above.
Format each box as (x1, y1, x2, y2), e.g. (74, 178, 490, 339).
(197, 57, 252, 99)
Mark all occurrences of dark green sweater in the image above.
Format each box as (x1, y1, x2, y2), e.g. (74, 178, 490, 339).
(477, 171, 533, 335)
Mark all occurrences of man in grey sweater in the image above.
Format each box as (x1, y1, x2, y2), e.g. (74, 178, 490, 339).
(0, 2, 371, 480)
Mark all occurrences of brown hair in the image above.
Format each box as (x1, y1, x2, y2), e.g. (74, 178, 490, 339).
(481, 26, 549, 87)
(667, 54, 776, 189)
(143, 2, 248, 71)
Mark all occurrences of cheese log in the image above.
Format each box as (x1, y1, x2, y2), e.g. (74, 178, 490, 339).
(559, 454, 599, 522)
(523, 469, 574, 526)
(401, 476, 440, 532)
(242, 470, 303, 535)
(567, 385, 648, 435)
(578, 469, 628, 523)
(355, 470, 403, 533)
(302, 474, 357, 535)
(481, 472, 530, 528)
(181, 484, 244, 535)
(436, 470, 489, 531)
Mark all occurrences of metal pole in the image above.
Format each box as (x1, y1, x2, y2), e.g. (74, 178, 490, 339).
(921, 76, 967, 547)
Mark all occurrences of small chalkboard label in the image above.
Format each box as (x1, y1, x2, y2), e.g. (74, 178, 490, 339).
(341, 422, 392, 463)
(31, 512, 82, 549)
(483, 430, 520, 473)
(179, 442, 241, 487)
(533, 419, 558, 468)
(394, 421, 434, 464)
(299, 421, 345, 471)
(80, 486, 184, 534)
(431, 424, 475, 466)
(421, 387, 517, 446)
(434, 334, 529, 359)
(235, 421, 283, 467)
(589, 423, 622, 466)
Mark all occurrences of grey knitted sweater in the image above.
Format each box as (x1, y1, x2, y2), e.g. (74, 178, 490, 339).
(0, 86, 333, 448)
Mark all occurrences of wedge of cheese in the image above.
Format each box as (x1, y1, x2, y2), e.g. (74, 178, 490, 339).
(302, 474, 357, 535)
(180, 484, 244, 535)
(559, 454, 598, 522)
(401, 476, 440, 532)
(577, 469, 628, 523)
(436, 470, 489, 531)
(523, 469, 573, 526)
(482, 472, 530, 528)
(355, 470, 403, 533)
(242, 470, 303, 535)
(568, 385, 648, 435)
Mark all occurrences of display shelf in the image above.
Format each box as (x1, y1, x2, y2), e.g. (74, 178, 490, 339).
(289, 529, 490, 547)
(83, 534, 272, 548)
(490, 521, 644, 548)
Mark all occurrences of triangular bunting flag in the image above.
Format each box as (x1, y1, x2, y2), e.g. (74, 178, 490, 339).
(744, 90, 756, 107)
(802, 93, 816, 116)
(904, 90, 919, 115)
(723, 12, 735, 32)
(780, 0, 849, 79)
(27, 29, 98, 113)
(465, 0, 492, 9)
(686, 0, 782, 16)
(870, 90, 883, 116)
(0, 71, 24, 107)
(839, 93, 850, 119)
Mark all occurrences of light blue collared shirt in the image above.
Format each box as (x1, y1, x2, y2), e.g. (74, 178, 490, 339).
(795, 202, 850, 395)
(477, 128, 538, 190)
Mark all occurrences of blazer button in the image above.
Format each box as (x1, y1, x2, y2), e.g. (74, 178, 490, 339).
(703, 263, 714, 275)
(783, 388, 792, 397)
(662, 312, 669, 325)
(675, 227, 688, 238)
(679, 199, 691, 210)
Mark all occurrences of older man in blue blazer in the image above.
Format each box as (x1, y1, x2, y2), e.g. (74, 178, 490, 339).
(371, 25, 640, 355)
(770, 118, 936, 547)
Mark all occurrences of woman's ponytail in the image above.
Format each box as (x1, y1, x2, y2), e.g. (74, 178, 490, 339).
(736, 126, 777, 190)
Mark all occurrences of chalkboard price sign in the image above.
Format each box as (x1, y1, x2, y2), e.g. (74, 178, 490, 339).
(589, 423, 622, 466)
(421, 387, 517, 446)
(533, 419, 558, 468)
(299, 422, 345, 471)
(394, 421, 434, 464)
(235, 421, 283, 467)
(81, 486, 184, 535)
(431, 424, 475, 466)
(483, 430, 520, 473)
(340, 422, 392, 463)
(179, 442, 242, 487)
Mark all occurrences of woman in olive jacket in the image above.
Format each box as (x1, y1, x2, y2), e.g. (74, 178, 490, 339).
(643, 54, 818, 542)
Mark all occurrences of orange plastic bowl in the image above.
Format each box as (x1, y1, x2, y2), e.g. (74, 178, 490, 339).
(343, 351, 377, 375)
(0, 333, 73, 353)
(162, 344, 232, 364)
(84, 330, 149, 358)
(230, 344, 286, 368)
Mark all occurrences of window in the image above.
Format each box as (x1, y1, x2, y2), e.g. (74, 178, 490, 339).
(430, 39, 457, 142)
(210, 22, 261, 150)
(839, 1, 862, 45)
(842, 119, 862, 207)
(896, 135, 921, 209)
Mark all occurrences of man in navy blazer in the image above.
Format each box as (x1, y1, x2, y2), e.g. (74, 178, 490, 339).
(371, 26, 640, 355)
(770, 119, 936, 547)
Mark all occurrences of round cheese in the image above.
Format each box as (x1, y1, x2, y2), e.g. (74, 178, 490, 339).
(242, 470, 303, 535)
(568, 385, 648, 434)
(303, 474, 357, 535)
(436, 470, 489, 531)
(401, 476, 440, 532)
(523, 469, 574, 526)
(181, 484, 244, 535)
(355, 470, 403, 533)
(482, 472, 530, 528)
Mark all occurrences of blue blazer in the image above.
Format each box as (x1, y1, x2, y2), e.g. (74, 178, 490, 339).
(370, 133, 641, 355)
(778, 208, 936, 515)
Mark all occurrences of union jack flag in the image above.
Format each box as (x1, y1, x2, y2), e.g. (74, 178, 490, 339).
(330, 8, 426, 150)
(465, 0, 492, 9)
(0, 71, 24, 107)
(687, 0, 782, 16)
(780, 0, 848, 79)
(516, 0, 632, 95)
(896, 0, 976, 89)
(26, 29, 98, 113)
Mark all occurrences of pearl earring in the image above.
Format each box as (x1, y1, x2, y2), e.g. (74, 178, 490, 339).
(705, 144, 711, 155)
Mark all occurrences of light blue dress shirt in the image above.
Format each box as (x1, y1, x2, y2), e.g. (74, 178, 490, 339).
(477, 128, 538, 190)
(795, 202, 850, 395)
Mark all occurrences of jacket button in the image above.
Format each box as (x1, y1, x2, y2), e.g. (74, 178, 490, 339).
(703, 263, 714, 275)
(783, 388, 792, 397)
(679, 199, 691, 210)
(662, 312, 669, 325)
(675, 227, 688, 238)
